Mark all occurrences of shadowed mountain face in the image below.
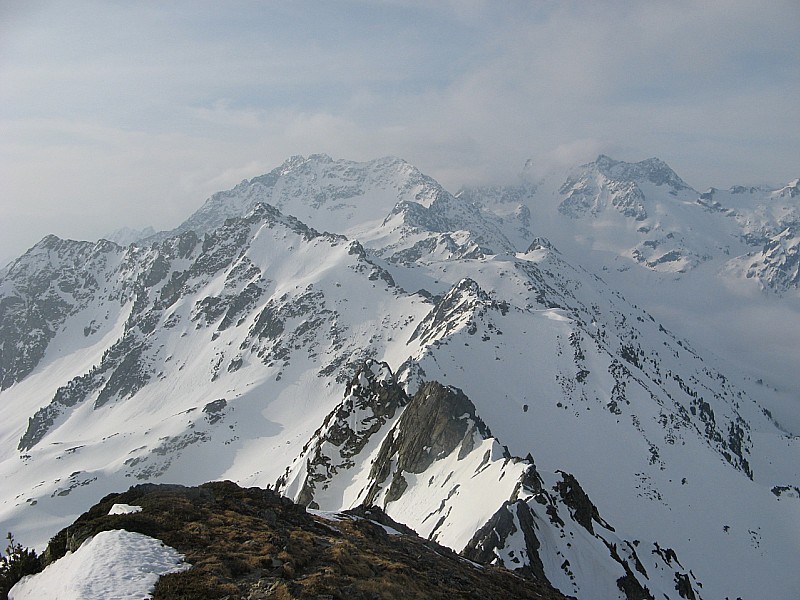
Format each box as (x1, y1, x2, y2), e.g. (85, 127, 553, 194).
(1, 154, 798, 599)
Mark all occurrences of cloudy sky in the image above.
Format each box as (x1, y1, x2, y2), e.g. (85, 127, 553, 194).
(1, 1, 798, 262)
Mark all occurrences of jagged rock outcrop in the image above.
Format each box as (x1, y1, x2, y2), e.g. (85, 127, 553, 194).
(276, 360, 408, 508)
(362, 380, 493, 505)
(462, 499, 548, 582)
(279, 362, 704, 600)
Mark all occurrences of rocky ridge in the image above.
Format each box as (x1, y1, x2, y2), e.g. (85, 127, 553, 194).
(25, 480, 571, 600)
(277, 362, 703, 600)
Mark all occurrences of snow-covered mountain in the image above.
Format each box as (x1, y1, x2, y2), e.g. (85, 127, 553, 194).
(1, 154, 799, 599)
(465, 154, 800, 288)
(464, 154, 800, 430)
(102, 226, 157, 247)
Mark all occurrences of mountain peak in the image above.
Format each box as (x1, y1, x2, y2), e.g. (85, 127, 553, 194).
(269, 153, 411, 180)
(594, 153, 618, 169)
(590, 155, 692, 191)
(170, 154, 435, 243)
(278, 153, 311, 174)
(102, 226, 157, 247)
(773, 178, 800, 198)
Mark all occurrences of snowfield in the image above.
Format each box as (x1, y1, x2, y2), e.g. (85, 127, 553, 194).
(9, 529, 189, 600)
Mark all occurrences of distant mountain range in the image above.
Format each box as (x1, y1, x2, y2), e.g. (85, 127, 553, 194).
(1, 154, 798, 599)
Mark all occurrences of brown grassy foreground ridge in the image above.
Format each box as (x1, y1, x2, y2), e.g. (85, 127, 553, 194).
(41, 481, 572, 599)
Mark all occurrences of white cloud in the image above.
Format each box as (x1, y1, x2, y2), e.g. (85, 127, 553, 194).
(0, 1, 798, 260)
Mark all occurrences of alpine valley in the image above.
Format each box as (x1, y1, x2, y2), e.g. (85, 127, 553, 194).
(1, 154, 799, 599)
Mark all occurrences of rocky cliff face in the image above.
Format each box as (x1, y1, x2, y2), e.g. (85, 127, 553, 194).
(275, 361, 409, 508)
(739, 223, 800, 291)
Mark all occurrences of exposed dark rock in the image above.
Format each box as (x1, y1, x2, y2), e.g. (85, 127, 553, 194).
(203, 399, 228, 425)
(770, 484, 800, 499)
(675, 572, 697, 600)
(364, 380, 493, 506)
(602, 538, 655, 600)
(616, 570, 655, 600)
(554, 471, 614, 535)
(276, 361, 408, 507)
(462, 500, 548, 583)
(0, 236, 121, 390)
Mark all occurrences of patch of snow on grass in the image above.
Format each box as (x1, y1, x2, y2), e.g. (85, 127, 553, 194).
(9, 529, 190, 600)
(108, 503, 142, 515)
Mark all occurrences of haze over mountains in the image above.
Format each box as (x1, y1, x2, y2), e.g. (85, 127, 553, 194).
(1, 154, 798, 599)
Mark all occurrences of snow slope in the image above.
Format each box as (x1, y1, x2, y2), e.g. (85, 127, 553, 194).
(9, 529, 189, 600)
